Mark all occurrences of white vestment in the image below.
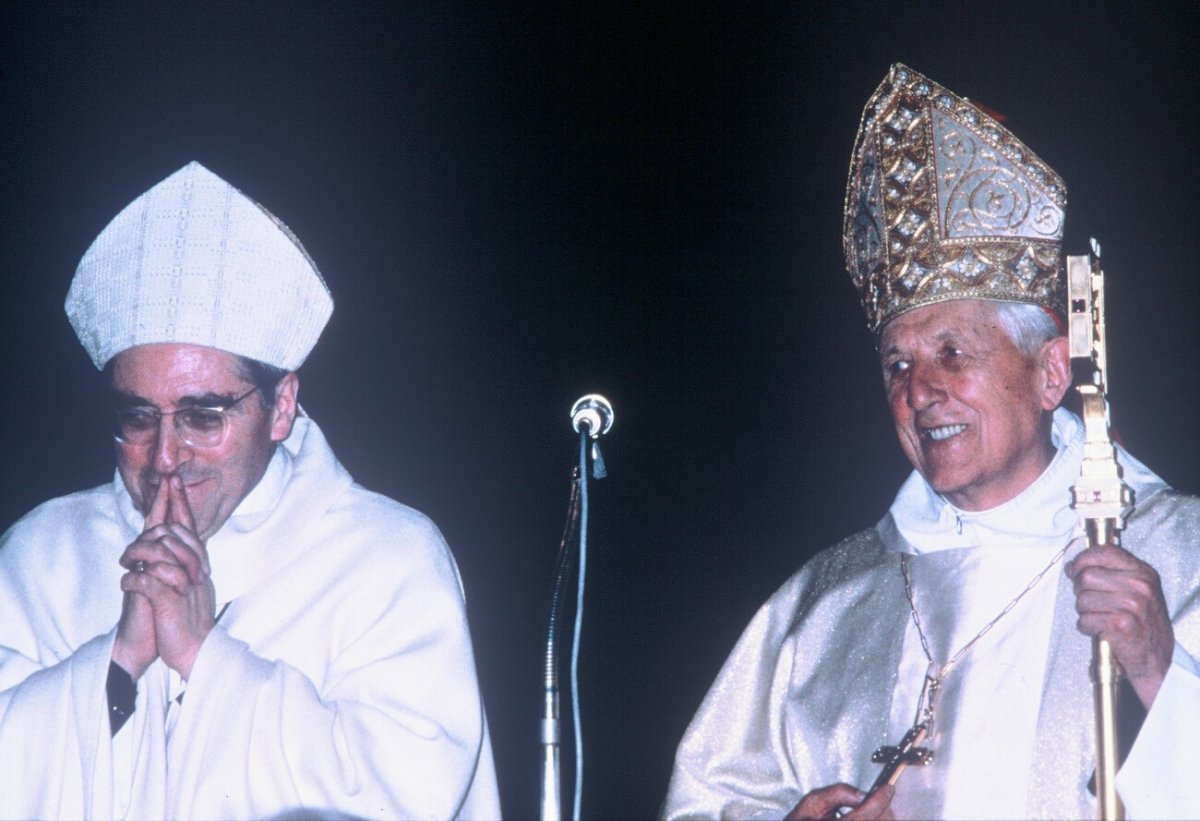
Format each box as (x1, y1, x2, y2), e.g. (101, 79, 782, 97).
(664, 410, 1200, 819)
(0, 415, 500, 820)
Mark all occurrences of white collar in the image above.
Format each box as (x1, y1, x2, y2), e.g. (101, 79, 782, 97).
(889, 408, 1167, 555)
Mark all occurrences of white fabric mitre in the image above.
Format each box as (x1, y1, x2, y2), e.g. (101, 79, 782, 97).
(65, 161, 333, 370)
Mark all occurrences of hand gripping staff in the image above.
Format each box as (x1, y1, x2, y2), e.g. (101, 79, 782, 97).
(1068, 240, 1132, 821)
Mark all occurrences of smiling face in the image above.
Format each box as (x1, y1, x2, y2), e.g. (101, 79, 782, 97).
(109, 343, 298, 539)
(878, 300, 1071, 511)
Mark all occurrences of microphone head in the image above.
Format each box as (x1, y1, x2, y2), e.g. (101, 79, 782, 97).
(570, 394, 614, 439)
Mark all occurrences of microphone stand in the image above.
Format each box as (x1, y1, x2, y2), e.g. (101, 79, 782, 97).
(540, 395, 613, 821)
(540, 470, 580, 821)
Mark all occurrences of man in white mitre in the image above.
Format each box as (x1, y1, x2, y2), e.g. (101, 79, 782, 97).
(0, 162, 500, 820)
(663, 64, 1200, 820)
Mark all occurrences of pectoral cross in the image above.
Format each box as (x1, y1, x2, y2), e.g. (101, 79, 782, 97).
(869, 722, 933, 793)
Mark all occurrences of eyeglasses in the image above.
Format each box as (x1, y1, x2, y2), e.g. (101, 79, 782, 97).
(111, 387, 261, 449)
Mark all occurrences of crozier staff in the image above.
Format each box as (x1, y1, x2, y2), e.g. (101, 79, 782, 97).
(0, 162, 499, 820)
(662, 64, 1200, 820)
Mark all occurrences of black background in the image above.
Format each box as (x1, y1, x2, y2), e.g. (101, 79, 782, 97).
(3, 4, 1199, 818)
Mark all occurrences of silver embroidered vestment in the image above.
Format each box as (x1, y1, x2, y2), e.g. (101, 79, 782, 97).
(663, 411, 1200, 819)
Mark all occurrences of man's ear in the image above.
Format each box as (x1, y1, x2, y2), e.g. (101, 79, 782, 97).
(1040, 336, 1072, 411)
(269, 372, 300, 442)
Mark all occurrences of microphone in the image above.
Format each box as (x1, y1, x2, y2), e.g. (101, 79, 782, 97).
(570, 394, 614, 439)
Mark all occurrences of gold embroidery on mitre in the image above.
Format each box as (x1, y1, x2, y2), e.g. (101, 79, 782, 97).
(843, 64, 1067, 338)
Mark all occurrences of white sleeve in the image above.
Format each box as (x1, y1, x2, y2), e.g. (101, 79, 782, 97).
(0, 634, 120, 820)
(662, 582, 806, 820)
(1116, 642, 1200, 819)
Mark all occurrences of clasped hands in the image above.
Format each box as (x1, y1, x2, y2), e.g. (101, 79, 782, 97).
(112, 475, 216, 681)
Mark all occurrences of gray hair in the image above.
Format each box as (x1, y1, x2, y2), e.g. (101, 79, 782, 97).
(992, 301, 1061, 355)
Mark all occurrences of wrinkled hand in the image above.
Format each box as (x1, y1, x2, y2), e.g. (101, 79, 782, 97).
(116, 475, 216, 680)
(785, 784, 893, 820)
(1066, 541, 1174, 707)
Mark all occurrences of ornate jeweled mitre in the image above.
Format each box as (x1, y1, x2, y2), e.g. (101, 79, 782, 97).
(844, 63, 1067, 337)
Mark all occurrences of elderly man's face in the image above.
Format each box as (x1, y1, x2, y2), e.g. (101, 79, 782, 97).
(109, 343, 297, 539)
(879, 299, 1070, 512)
